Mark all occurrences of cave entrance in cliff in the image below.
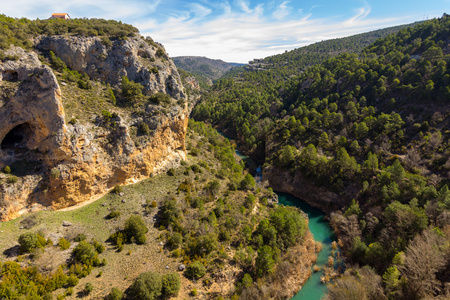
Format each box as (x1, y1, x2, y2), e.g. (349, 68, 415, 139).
(1, 123, 34, 152)
(2, 70, 18, 81)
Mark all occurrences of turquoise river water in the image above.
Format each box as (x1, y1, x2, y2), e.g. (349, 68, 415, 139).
(278, 192, 335, 300)
(219, 131, 335, 299)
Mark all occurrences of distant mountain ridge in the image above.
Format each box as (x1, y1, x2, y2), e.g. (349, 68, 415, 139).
(173, 56, 243, 81)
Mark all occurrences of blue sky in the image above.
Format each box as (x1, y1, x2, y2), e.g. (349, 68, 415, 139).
(2, 0, 449, 62)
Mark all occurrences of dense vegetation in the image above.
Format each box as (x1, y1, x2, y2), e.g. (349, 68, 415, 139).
(0, 120, 312, 299)
(193, 15, 450, 299)
(0, 14, 138, 50)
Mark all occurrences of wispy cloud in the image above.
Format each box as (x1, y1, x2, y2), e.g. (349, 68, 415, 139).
(189, 3, 212, 19)
(235, 0, 253, 14)
(345, 5, 371, 25)
(141, 5, 411, 63)
(273, 1, 290, 20)
(1, 0, 446, 63)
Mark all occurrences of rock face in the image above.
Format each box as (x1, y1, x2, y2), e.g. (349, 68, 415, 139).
(0, 36, 188, 221)
(0, 47, 68, 164)
(263, 166, 343, 213)
(36, 36, 185, 100)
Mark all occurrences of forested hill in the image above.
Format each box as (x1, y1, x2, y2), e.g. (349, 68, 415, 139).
(173, 56, 243, 82)
(193, 14, 450, 299)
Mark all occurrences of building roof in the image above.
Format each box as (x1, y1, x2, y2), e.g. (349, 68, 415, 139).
(52, 13, 69, 16)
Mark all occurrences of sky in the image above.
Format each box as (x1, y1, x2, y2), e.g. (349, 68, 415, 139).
(2, 0, 449, 63)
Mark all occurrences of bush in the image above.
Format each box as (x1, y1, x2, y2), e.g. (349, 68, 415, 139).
(121, 76, 143, 103)
(128, 271, 162, 299)
(3, 166, 11, 174)
(58, 237, 71, 250)
(162, 273, 181, 297)
(124, 215, 148, 244)
(167, 168, 175, 176)
(112, 185, 123, 194)
(7, 175, 18, 184)
(67, 275, 79, 287)
(92, 240, 105, 253)
(139, 122, 150, 135)
(84, 283, 94, 295)
(186, 261, 206, 280)
(106, 287, 123, 300)
(168, 232, 182, 249)
(74, 233, 87, 242)
(72, 241, 97, 265)
(106, 210, 121, 219)
(149, 92, 171, 105)
(18, 232, 39, 253)
(240, 174, 256, 190)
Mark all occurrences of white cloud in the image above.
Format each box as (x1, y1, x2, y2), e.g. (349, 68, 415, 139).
(345, 6, 371, 25)
(140, 6, 414, 63)
(273, 1, 290, 20)
(189, 3, 212, 19)
(235, 0, 253, 14)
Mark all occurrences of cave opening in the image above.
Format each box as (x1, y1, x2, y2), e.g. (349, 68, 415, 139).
(1, 123, 44, 176)
(2, 70, 19, 81)
(1, 123, 34, 150)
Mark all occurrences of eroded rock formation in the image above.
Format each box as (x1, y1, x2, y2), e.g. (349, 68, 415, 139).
(0, 36, 188, 221)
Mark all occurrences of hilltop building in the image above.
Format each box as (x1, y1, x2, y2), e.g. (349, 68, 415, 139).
(49, 13, 70, 20)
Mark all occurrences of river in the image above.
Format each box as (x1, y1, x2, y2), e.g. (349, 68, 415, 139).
(221, 132, 335, 300)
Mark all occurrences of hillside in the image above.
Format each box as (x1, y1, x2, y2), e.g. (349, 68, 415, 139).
(193, 14, 450, 299)
(0, 15, 316, 300)
(0, 16, 189, 221)
(173, 56, 242, 83)
(0, 120, 315, 300)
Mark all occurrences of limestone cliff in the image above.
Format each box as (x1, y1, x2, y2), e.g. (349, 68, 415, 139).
(0, 36, 188, 221)
(36, 35, 185, 100)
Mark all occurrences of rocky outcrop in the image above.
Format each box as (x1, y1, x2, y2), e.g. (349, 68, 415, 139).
(36, 36, 185, 100)
(0, 37, 188, 221)
(263, 166, 344, 213)
(0, 46, 68, 165)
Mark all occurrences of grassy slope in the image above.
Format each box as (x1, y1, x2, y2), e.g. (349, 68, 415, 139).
(0, 121, 315, 299)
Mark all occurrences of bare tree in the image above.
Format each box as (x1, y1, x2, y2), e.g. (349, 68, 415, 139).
(398, 230, 447, 299)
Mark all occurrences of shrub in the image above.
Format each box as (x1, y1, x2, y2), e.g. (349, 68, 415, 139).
(167, 168, 175, 176)
(106, 287, 123, 300)
(107, 88, 116, 105)
(3, 166, 11, 174)
(121, 76, 143, 103)
(72, 241, 97, 265)
(128, 271, 162, 299)
(101, 36, 113, 47)
(67, 275, 79, 287)
(74, 233, 87, 242)
(186, 261, 206, 280)
(162, 273, 181, 297)
(168, 232, 182, 249)
(7, 175, 18, 184)
(240, 174, 255, 190)
(112, 185, 123, 194)
(149, 92, 171, 105)
(84, 283, 94, 295)
(92, 240, 105, 253)
(139, 122, 150, 135)
(77, 79, 92, 90)
(124, 215, 148, 244)
(51, 167, 61, 179)
(18, 232, 39, 253)
(58, 237, 71, 250)
(156, 48, 165, 57)
(106, 210, 121, 219)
